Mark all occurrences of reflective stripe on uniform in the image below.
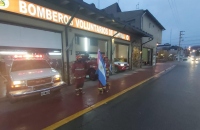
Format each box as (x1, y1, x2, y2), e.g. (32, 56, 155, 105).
(75, 68, 84, 70)
(74, 76, 85, 79)
(74, 77, 81, 78)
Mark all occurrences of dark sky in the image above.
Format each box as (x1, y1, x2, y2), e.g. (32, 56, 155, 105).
(84, 0, 200, 48)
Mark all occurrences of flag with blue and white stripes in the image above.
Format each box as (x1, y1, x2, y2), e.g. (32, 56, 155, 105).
(97, 49, 106, 86)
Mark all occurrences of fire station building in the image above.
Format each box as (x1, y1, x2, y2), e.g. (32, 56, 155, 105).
(0, 0, 152, 85)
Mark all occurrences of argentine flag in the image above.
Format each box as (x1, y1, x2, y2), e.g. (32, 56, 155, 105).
(97, 49, 106, 86)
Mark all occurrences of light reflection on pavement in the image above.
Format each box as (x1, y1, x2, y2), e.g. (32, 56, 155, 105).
(0, 76, 6, 98)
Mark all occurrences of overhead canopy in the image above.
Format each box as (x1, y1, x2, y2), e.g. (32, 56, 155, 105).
(42, 0, 153, 39)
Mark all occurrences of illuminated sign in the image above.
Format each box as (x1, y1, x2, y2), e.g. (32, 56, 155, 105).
(0, 0, 130, 41)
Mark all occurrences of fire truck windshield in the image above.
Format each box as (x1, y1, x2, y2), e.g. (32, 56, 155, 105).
(11, 60, 51, 72)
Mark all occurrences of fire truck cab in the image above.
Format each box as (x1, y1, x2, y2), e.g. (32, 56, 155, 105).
(85, 58, 98, 81)
(0, 54, 65, 102)
(80, 54, 98, 81)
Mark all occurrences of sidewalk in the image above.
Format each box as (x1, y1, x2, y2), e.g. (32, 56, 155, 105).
(0, 62, 176, 130)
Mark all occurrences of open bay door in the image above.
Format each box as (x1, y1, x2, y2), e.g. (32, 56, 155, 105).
(0, 23, 63, 99)
(113, 43, 130, 73)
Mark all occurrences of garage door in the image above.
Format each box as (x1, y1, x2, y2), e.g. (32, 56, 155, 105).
(0, 23, 61, 49)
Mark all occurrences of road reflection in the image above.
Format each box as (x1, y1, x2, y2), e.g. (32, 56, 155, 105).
(0, 76, 6, 98)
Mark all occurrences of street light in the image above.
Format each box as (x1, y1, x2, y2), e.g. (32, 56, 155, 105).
(188, 46, 190, 50)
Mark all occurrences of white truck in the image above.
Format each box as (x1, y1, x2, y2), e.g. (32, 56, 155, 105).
(190, 50, 199, 63)
(1, 54, 65, 102)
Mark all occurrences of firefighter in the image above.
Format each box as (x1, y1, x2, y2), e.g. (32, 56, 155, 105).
(98, 55, 110, 94)
(71, 55, 86, 96)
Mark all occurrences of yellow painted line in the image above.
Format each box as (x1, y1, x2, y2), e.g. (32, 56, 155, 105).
(43, 65, 175, 130)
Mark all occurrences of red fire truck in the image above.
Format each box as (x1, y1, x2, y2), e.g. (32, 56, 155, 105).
(77, 54, 112, 81)
(81, 55, 98, 81)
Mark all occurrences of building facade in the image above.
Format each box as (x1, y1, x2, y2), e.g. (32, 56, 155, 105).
(0, 0, 152, 89)
(104, 3, 165, 66)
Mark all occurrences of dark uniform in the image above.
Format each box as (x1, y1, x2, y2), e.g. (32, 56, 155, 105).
(71, 55, 86, 95)
(98, 56, 110, 94)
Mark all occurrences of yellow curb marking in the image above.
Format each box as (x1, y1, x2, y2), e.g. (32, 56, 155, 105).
(43, 65, 175, 130)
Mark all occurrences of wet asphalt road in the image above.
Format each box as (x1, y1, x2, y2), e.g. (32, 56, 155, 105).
(57, 62, 200, 130)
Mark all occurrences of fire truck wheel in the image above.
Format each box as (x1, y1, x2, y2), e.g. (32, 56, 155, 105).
(89, 69, 97, 81)
(114, 66, 119, 73)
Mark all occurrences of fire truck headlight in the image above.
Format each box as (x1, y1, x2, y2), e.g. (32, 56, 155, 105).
(13, 80, 25, 85)
(53, 74, 61, 82)
(12, 80, 26, 88)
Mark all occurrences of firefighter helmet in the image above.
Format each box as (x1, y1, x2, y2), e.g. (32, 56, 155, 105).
(76, 55, 82, 60)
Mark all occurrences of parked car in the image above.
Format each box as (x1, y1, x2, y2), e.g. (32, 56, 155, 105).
(114, 58, 129, 73)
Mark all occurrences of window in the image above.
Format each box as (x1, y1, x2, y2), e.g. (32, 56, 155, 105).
(11, 60, 51, 72)
(149, 23, 151, 28)
(75, 36, 80, 45)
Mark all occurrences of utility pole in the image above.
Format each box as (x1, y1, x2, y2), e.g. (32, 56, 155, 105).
(178, 31, 185, 61)
(136, 3, 139, 9)
(170, 29, 172, 44)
